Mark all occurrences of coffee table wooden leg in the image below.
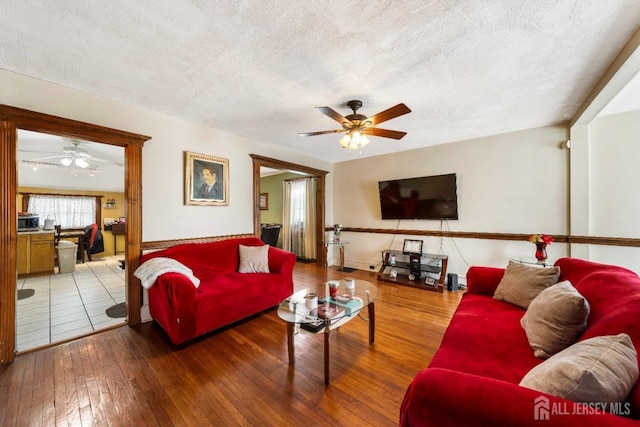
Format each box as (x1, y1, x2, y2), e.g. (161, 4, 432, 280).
(368, 302, 375, 344)
(287, 322, 295, 364)
(324, 325, 330, 385)
(323, 245, 328, 268)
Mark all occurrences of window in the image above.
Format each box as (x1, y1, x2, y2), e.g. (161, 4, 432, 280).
(282, 177, 317, 258)
(27, 195, 97, 228)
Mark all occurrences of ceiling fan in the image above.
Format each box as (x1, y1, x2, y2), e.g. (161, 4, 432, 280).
(20, 138, 122, 173)
(300, 100, 411, 150)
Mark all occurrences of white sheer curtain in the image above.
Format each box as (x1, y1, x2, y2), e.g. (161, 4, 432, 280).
(282, 177, 316, 259)
(27, 195, 96, 228)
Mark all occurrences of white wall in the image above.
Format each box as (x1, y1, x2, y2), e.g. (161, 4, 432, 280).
(0, 70, 333, 241)
(587, 110, 640, 272)
(332, 125, 570, 282)
(589, 110, 640, 238)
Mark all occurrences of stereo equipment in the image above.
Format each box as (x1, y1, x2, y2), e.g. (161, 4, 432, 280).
(447, 273, 458, 291)
(409, 254, 421, 275)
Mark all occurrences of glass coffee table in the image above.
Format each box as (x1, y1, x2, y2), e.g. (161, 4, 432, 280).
(277, 279, 378, 385)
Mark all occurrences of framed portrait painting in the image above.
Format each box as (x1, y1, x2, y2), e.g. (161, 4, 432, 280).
(184, 151, 229, 206)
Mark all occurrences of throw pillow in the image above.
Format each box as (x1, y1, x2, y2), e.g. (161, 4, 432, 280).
(519, 333, 639, 404)
(520, 280, 590, 359)
(493, 261, 560, 309)
(238, 244, 270, 273)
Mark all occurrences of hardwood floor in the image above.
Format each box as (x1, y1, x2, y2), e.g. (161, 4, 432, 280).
(0, 263, 462, 426)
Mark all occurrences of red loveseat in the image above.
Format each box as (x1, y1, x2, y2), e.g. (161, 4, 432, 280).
(141, 237, 295, 345)
(400, 257, 640, 426)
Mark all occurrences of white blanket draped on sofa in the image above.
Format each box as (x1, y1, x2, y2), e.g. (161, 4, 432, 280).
(134, 257, 200, 289)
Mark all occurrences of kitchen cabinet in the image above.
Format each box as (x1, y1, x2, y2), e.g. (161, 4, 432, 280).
(17, 231, 55, 277)
(17, 234, 29, 275)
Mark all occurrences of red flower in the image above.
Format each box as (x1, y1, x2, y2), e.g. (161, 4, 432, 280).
(529, 234, 553, 245)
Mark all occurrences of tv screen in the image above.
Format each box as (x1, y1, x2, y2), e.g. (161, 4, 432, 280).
(378, 173, 458, 220)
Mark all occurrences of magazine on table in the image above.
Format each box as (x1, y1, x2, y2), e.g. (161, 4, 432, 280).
(309, 300, 345, 319)
(324, 296, 364, 316)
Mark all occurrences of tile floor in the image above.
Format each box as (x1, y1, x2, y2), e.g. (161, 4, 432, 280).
(16, 255, 126, 352)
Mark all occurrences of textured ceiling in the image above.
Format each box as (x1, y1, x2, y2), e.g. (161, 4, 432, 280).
(2, 1, 640, 163)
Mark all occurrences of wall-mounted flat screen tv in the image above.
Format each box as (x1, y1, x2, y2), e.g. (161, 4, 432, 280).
(378, 173, 458, 220)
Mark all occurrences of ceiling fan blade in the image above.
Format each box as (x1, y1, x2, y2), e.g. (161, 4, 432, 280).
(21, 160, 101, 173)
(18, 149, 60, 154)
(299, 129, 345, 137)
(21, 160, 61, 166)
(316, 107, 351, 125)
(25, 154, 67, 161)
(364, 127, 408, 140)
(366, 103, 411, 126)
(21, 160, 71, 169)
(86, 155, 124, 167)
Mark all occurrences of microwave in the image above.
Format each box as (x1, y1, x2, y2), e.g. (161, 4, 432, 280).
(18, 215, 39, 231)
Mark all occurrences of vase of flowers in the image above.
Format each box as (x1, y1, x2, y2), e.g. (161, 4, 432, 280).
(333, 224, 342, 243)
(529, 234, 553, 263)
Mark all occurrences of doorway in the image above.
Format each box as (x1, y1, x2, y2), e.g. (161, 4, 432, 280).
(0, 103, 150, 364)
(251, 154, 328, 268)
(16, 130, 127, 352)
(281, 176, 317, 260)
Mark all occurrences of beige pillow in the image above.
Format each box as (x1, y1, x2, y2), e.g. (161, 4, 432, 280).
(493, 261, 560, 309)
(519, 334, 639, 404)
(521, 280, 590, 359)
(238, 245, 270, 273)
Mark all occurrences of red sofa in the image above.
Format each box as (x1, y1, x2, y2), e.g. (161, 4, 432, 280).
(400, 257, 640, 426)
(141, 237, 296, 345)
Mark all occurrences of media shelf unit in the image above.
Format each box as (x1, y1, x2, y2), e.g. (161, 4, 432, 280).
(378, 250, 448, 292)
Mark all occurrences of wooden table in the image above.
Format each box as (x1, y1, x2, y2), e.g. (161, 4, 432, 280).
(323, 241, 349, 271)
(111, 223, 125, 255)
(277, 280, 377, 385)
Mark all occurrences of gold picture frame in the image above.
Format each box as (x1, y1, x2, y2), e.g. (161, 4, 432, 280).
(259, 193, 269, 210)
(184, 151, 229, 206)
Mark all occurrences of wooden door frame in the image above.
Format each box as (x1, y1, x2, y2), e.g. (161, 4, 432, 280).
(0, 104, 150, 364)
(250, 154, 328, 267)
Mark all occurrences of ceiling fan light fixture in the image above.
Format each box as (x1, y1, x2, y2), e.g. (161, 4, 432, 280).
(75, 158, 90, 168)
(339, 130, 370, 150)
(351, 130, 362, 145)
(339, 134, 351, 148)
(60, 157, 73, 167)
